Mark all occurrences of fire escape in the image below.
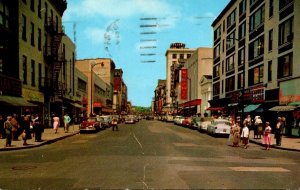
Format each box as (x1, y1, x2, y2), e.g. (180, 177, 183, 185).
(42, 17, 66, 100)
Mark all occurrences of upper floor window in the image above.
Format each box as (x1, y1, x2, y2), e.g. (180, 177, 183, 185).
(22, 55, 27, 84)
(38, 0, 42, 18)
(278, 53, 293, 79)
(225, 76, 235, 92)
(22, 0, 27, 4)
(213, 64, 220, 78)
(0, 1, 9, 29)
(249, 5, 265, 32)
(172, 54, 177, 59)
(279, 0, 293, 10)
(239, 21, 246, 39)
(179, 54, 184, 59)
(30, 0, 34, 12)
(31, 60, 35, 86)
(238, 48, 245, 66)
(187, 54, 191, 59)
(249, 36, 264, 60)
(214, 25, 221, 41)
(214, 44, 220, 59)
(250, 0, 259, 6)
(279, 17, 293, 46)
(268, 29, 273, 51)
(268, 60, 272, 81)
(226, 31, 235, 49)
(238, 73, 244, 89)
(249, 64, 263, 85)
(269, 0, 274, 18)
(30, 22, 35, 46)
(239, 0, 247, 15)
(38, 28, 42, 50)
(213, 82, 220, 96)
(22, 14, 27, 41)
(227, 9, 236, 28)
(226, 54, 234, 72)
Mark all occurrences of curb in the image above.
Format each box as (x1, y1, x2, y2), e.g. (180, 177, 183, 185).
(249, 139, 300, 152)
(0, 132, 79, 152)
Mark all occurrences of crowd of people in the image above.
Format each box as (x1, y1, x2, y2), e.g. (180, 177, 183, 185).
(228, 114, 285, 150)
(0, 112, 75, 147)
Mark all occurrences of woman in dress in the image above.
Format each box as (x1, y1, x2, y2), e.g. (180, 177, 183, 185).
(53, 114, 60, 134)
(262, 121, 272, 150)
(232, 122, 241, 147)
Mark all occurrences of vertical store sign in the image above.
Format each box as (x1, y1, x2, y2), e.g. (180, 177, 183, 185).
(181, 68, 188, 100)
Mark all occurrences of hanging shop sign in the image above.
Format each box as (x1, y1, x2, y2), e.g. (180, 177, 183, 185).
(251, 85, 265, 103)
(181, 68, 188, 100)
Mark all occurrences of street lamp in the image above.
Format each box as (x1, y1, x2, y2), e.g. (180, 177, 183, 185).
(90, 61, 103, 116)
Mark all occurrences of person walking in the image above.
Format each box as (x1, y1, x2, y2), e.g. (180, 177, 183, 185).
(53, 114, 60, 134)
(232, 122, 241, 147)
(21, 115, 32, 145)
(111, 118, 118, 131)
(63, 113, 71, 133)
(241, 120, 250, 149)
(274, 117, 283, 146)
(32, 114, 43, 142)
(4, 116, 13, 147)
(262, 121, 272, 150)
(11, 114, 20, 141)
(254, 116, 263, 139)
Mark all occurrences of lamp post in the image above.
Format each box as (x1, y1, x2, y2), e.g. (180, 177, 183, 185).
(90, 61, 103, 116)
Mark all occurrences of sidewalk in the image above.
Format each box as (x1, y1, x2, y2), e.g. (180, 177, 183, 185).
(249, 130, 300, 152)
(0, 125, 79, 151)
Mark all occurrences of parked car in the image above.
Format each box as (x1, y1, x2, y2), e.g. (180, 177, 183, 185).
(181, 117, 192, 127)
(98, 115, 112, 128)
(166, 115, 174, 122)
(125, 115, 135, 124)
(198, 117, 213, 133)
(174, 116, 185, 125)
(79, 117, 101, 133)
(207, 119, 231, 136)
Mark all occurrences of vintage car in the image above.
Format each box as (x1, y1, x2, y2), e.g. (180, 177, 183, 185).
(207, 119, 231, 136)
(173, 116, 185, 125)
(125, 115, 135, 124)
(98, 115, 112, 128)
(79, 117, 101, 133)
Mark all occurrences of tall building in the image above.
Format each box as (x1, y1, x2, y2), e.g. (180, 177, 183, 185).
(211, 0, 300, 135)
(165, 43, 196, 113)
(0, 0, 77, 126)
(113, 69, 128, 114)
(153, 79, 166, 114)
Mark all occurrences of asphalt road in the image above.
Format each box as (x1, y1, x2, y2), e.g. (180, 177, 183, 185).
(0, 119, 300, 190)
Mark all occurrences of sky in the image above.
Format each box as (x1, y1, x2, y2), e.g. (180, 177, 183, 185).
(62, 0, 230, 107)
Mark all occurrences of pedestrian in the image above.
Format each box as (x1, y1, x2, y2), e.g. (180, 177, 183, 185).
(230, 121, 241, 147)
(0, 114, 5, 139)
(63, 113, 71, 133)
(112, 118, 118, 131)
(262, 121, 272, 150)
(274, 117, 283, 146)
(254, 116, 263, 139)
(20, 115, 32, 145)
(245, 114, 252, 130)
(241, 120, 250, 149)
(4, 116, 13, 147)
(11, 114, 20, 141)
(53, 114, 60, 134)
(228, 118, 235, 144)
(32, 114, 43, 142)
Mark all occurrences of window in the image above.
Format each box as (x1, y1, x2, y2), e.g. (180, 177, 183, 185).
(278, 53, 292, 79)
(38, 63, 42, 87)
(31, 60, 35, 86)
(226, 76, 235, 92)
(38, 28, 42, 50)
(249, 36, 264, 60)
(55, 15, 58, 31)
(279, 17, 293, 46)
(268, 29, 273, 51)
(269, 0, 273, 18)
(250, 0, 258, 6)
(249, 65, 263, 85)
(23, 55, 27, 84)
(268, 60, 272, 81)
(214, 26, 221, 41)
(22, 15, 27, 41)
(279, 0, 293, 10)
(50, 10, 53, 24)
(78, 78, 87, 92)
(0, 2, 9, 29)
(238, 48, 245, 66)
(239, 0, 247, 15)
(30, 0, 34, 12)
(227, 9, 236, 28)
(213, 82, 220, 96)
(222, 61, 224, 74)
(226, 54, 234, 72)
(239, 22, 246, 39)
(213, 64, 220, 77)
(22, 0, 26, 4)
(214, 44, 220, 58)
(44, 3, 48, 25)
(172, 54, 177, 59)
(187, 54, 191, 59)
(238, 73, 244, 89)
(30, 22, 35, 46)
(179, 54, 184, 59)
(38, 0, 41, 18)
(223, 20, 225, 32)
(249, 6, 265, 32)
(226, 31, 235, 49)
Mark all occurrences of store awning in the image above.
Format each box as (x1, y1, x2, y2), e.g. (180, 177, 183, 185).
(269, 105, 296, 111)
(0, 95, 37, 107)
(243, 104, 261, 113)
(69, 102, 83, 108)
(206, 106, 224, 111)
(288, 101, 300, 107)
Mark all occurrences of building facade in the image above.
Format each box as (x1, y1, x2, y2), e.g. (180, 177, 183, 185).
(153, 79, 166, 114)
(212, 0, 300, 135)
(113, 69, 128, 114)
(165, 43, 196, 113)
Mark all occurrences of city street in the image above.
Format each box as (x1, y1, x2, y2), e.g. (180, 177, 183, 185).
(0, 119, 300, 190)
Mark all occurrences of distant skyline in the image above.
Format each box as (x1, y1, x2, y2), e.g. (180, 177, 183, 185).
(62, 0, 230, 107)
